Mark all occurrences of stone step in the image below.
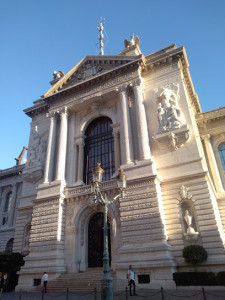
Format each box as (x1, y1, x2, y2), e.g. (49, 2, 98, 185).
(36, 269, 118, 292)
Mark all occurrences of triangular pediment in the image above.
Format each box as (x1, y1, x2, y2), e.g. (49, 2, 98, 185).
(42, 55, 140, 98)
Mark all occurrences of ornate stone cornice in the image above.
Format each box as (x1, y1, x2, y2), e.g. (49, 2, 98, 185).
(24, 99, 49, 118)
(196, 107, 225, 125)
(0, 164, 25, 180)
(196, 107, 225, 136)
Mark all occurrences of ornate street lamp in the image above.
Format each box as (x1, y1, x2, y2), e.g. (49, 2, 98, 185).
(92, 163, 127, 300)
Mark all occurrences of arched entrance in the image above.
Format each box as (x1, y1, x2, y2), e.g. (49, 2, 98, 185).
(88, 212, 111, 267)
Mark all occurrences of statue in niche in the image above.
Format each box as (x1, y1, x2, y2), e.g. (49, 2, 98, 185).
(184, 210, 196, 234)
(156, 85, 185, 133)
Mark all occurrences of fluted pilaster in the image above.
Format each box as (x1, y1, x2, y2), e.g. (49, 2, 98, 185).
(202, 134, 224, 193)
(55, 107, 68, 182)
(44, 111, 57, 183)
(75, 135, 85, 184)
(132, 80, 151, 160)
(117, 86, 133, 164)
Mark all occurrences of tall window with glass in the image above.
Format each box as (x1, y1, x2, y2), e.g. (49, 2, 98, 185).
(83, 117, 115, 185)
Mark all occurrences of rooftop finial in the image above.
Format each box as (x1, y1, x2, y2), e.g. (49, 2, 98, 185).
(97, 17, 106, 55)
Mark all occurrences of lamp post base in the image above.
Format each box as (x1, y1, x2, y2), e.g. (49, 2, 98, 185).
(101, 274, 113, 300)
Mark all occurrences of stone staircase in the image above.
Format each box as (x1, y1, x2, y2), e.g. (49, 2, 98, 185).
(41, 268, 118, 292)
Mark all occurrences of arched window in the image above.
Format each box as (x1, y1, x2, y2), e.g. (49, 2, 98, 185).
(5, 238, 14, 252)
(4, 192, 12, 212)
(219, 143, 225, 171)
(83, 117, 115, 184)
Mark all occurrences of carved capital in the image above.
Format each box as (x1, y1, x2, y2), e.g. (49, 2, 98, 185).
(57, 107, 69, 118)
(201, 134, 211, 142)
(116, 85, 127, 94)
(46, 111, 57, 119)
(75, 134, 85, 146)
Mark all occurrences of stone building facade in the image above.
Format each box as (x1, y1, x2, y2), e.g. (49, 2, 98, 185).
(1, 37, 225, 290)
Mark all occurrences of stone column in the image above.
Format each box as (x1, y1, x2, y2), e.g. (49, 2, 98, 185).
(202, 134, 224, 193)
(112, 127, 121, 172)
(55, 107, 68, 182)
(75, 135, 85, 185)
(67, 113, 77, 186)
(7, 184, 17, 226)
(132, 80, 151, 160)
(44, 111, 57, 183)
(117, 86, 133, 164)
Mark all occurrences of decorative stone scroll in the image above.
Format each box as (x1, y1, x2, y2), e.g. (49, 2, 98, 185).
(153, 84, 190, 150)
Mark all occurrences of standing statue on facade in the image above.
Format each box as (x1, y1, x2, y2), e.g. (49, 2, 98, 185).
(184, 210, 196, 234)
(124, 34, 140, 48)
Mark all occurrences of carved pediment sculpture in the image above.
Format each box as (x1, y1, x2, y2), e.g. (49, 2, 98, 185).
(58, 56, 137, 91)
(153, 84, 190, 150)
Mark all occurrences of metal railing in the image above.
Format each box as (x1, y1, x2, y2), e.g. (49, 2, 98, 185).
(1, 287, 225, 299)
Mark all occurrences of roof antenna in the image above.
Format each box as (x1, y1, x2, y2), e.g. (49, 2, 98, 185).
(97, 17, 108, 55)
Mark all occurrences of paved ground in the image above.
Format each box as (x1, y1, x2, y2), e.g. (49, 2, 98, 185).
(1, 288, 225, 299)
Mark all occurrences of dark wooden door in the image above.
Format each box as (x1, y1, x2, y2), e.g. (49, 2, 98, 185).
(88, 212, 111, 267)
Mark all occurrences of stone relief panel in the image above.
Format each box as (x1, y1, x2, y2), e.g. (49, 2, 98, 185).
(153, 84, 190, 150)
(156, 84, 185, 133)
(27, 126, 47, 169)
(23, 125, 48, 183)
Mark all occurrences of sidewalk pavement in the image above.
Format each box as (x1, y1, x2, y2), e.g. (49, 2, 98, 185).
(1, 287, 225, 299)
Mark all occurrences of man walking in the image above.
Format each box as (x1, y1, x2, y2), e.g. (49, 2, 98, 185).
(42, 272, 48, 293)
(127, 265, 137, 296)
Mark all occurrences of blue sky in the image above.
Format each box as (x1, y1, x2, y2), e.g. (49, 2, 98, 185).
(0, 0, 225, 170)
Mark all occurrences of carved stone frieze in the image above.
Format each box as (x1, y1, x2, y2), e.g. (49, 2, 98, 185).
(30, 235, 56, 242)
(122, 233, 165, 243)
(30, 226, 57, 234)
(50, 73, 135, 110)
(121, 212, 160, 222)
(32, 217, 58, 225)
(127, 179, 156, 190)
(119, 202, 158, 212)
(121, 192, 157, 201)
(32, 209, 58, 217)
(34, 198, 59, 207)
(122, 222, 162, 232)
